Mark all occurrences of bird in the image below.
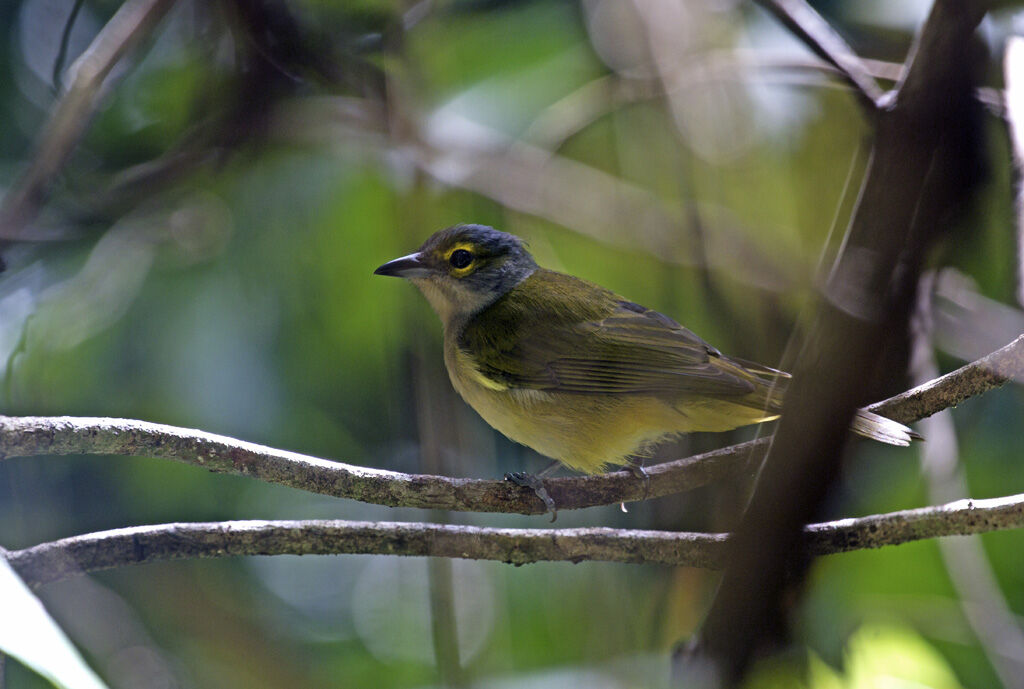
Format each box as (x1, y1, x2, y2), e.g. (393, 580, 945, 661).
(375, 224, 915, 509)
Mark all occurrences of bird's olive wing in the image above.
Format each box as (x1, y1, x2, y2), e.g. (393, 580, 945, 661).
(461, 298, 758, 397)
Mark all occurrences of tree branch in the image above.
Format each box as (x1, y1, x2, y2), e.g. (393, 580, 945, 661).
(8, 491, 1024, 588)
(868, 333, 1024, 424)
(0, 334, 1020, 515)
(692, 1, 989, 681)
(0, 413, 754, 515)
(752, 0, 883, 109)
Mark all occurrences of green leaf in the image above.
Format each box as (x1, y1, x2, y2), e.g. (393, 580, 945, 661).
(0, 557, 109, 689)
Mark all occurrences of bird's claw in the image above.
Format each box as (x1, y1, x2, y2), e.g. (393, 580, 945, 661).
(627, 462, 651, 499)
(505, 471, 558, 521)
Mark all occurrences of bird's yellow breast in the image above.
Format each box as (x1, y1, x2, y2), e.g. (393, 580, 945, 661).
(445, 341, 691, 473)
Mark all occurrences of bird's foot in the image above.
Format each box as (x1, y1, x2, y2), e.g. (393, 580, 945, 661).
(505, 471, 557, 522)
(626, 460, 651, 499)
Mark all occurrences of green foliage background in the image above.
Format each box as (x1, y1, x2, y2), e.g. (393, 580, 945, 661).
(1, 1, 1024, 687)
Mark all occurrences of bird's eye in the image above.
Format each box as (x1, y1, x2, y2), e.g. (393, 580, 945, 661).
(449, 249, 473, 269)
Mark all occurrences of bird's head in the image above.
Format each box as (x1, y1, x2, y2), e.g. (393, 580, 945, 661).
(374, 224, 538, 327)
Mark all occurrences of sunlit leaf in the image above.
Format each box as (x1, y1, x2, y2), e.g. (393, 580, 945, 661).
(0, 557, 109, 689)
(809, 623, 964, 689)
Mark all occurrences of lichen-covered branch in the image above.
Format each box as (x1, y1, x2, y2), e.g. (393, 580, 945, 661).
(867, 333, 1024, 423)
(0, 414, 758, 515)
(0, 334, 1021, 516)
(8, 491, 1024, 588)
(6, 520, 724, 587)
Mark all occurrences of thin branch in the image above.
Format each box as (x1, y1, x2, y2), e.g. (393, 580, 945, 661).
(803, 493, 1024, 559)
(0, 0, 177, 240)
(752, 0, 883, 109)
(931, 268, 1024, 371)
(51, 0, 87, 93)
(521, 55, 1009, 156)
(1005, 37, 1024, 310)
(0, 334, 1021, 515)
(868, 334, 1024, 424)
(428, 556, 466, 686)
(8, 490, 1024, 588)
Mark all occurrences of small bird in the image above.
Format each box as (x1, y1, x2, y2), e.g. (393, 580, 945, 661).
(375, 225, 915, 504)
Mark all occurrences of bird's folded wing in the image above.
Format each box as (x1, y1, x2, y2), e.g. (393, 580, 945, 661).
(462, 298, 759, 397)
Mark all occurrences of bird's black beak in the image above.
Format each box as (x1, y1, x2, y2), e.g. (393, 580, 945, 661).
(374, 252, 432, 278)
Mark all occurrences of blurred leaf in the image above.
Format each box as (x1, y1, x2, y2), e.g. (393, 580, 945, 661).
(26, 220, 156, 353)
(0, 556, 109, 689)
(808, 623, 964, 689)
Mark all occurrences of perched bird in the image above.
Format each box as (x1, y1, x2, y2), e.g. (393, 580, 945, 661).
(375, 224, 915, 498)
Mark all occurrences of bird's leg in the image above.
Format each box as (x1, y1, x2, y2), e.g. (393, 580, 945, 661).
(505, 460, 560, 521)
(625, 457, 651, 499)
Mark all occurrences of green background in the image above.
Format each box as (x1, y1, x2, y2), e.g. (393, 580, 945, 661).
(1, 1, 1023, 687)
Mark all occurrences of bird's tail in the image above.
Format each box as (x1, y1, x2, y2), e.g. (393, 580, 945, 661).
(730, 357, 920, 446)
(850, 409, 919, 446)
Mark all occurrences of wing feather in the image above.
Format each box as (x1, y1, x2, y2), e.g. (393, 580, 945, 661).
(459, 271, 771, 399)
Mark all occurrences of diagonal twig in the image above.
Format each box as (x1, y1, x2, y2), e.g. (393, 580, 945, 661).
(868, 333, 1024, 424)
(1004, 37, 1024, 310)
(752, 0, 884, 109)
(0, 0, 177, 241)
